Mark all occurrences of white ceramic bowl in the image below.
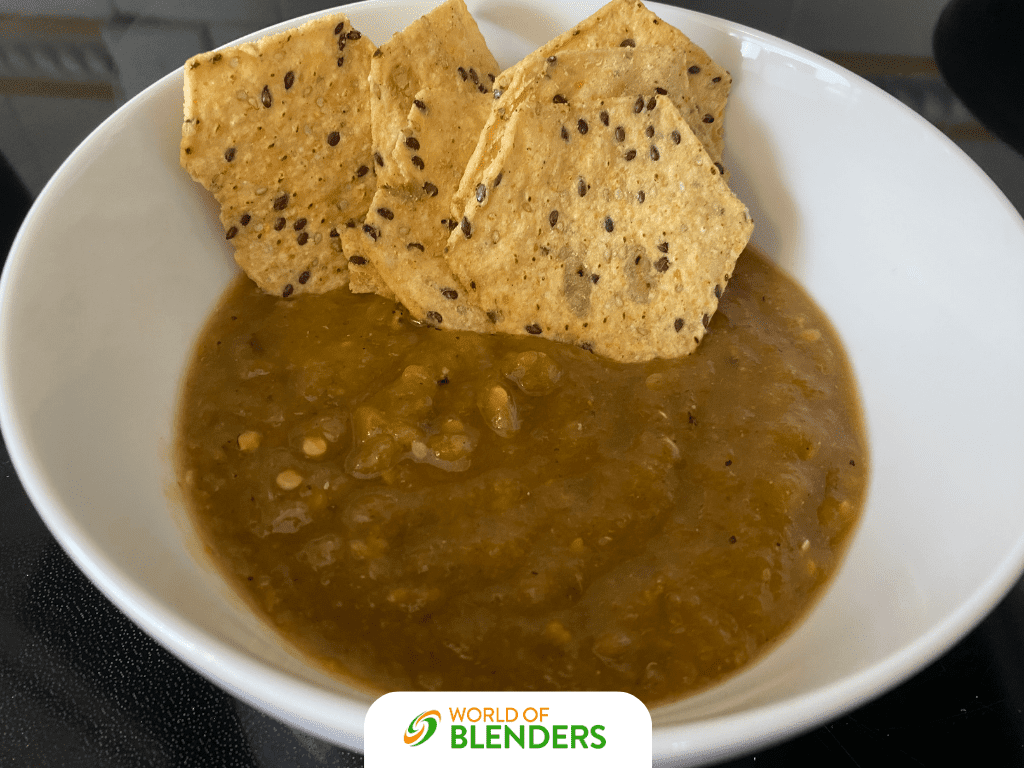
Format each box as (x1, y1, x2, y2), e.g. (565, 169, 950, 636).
(3, 1, 1024, 764)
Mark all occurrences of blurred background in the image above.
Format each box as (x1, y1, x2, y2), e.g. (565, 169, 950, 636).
(1, 1, 1023, 766)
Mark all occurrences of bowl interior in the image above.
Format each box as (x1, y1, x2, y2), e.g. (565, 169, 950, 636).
(3, 1, 1024, 764)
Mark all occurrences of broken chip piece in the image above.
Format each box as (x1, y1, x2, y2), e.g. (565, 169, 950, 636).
(181, 12, 376, 297)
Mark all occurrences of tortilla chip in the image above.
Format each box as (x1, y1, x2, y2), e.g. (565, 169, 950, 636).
(181, 13, 376, 297)
(496, 0, 730, 154)
(518, 47, 728, 170)
(369, 0, 500, 187)
(352, 0, 497, 327)
(342, 225, 396, 298)
(356, 87, 491, 329)
(678, 41, 730, 166)
(340, 205, 395, 297)
(452, 0, 731, 218)
(443, 94, 753, 362)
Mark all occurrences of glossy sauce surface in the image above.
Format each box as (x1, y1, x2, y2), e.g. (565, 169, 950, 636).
(177, 249, 867, 704)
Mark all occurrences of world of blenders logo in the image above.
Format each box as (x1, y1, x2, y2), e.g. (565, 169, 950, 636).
(404, 710, 442, 746)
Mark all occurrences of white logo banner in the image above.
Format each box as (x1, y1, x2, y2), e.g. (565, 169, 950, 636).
(365, 691, 652, 766)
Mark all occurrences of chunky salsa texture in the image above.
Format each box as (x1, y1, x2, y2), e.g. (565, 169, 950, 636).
(176, 248, 867, 704)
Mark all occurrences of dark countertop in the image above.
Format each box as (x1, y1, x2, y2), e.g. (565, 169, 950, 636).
(2, 1, 1024, 764)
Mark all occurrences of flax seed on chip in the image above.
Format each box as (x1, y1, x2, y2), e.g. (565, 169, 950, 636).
(181, 12, 375, 297)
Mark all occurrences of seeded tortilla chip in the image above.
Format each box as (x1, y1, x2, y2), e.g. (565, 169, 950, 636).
(495, 0, 730, 157)
(356, 86, 491, 330)
(453, 0, 730, 217)
(443, 94, 753, 362)
(340, 203, 394, 297)
(341, 225, 396, 298)
(181, 13, 376, 297)
(369, 0, 499, 187)
(352, 0, 497, 326)
(528, 47, 689, 104)
(517, 47, 727, 173)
